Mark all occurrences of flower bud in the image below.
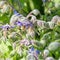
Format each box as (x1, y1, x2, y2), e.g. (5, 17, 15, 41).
(45, 57, 55, 60)
(40, 40, 46, 47)
(51, 15, 59, 24)
(43, 49, 49, 58)
(37, 20, 48, 29)
(0, 1, 6, 8)
(47, 22, 55, 29)
(48, 42, 60, 51)
(26, 54, 37, 60)
(31, 9, 40, 16)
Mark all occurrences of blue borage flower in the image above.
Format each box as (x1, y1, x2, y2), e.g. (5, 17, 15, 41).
(0, 24, 14, 30)
(15, 21, 33, 29)
(13, 10, 33, 28)
(15, 21, 23, 26)
(25, 22, 33, 29)
(30, 47, 34, 51)
(29, 47, 40, 55)
(36, 50, 40, 55)
(13, 9, 20, 16)
(27, 47, 40, 60)
(13, 10, 24, 18)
